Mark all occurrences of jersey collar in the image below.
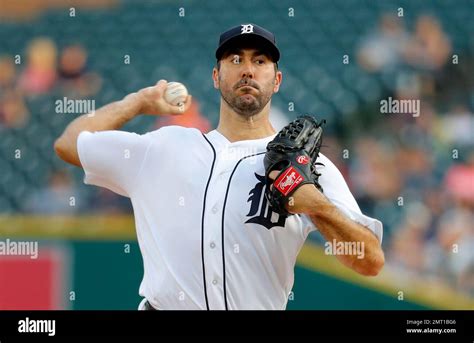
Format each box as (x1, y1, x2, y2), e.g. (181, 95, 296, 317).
(206, 129, 277, 149)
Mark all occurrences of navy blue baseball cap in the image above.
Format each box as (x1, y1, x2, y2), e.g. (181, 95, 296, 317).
(215, 23, 280, 62)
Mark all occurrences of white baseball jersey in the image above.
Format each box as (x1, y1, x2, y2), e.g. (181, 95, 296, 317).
(77, 126, 383, 310)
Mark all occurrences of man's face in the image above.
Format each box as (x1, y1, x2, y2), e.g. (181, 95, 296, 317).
(213, 47, 282, 118)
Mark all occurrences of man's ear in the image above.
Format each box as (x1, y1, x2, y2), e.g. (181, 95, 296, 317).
(273, 70, 282, 93)
(212, 67, 219, 89)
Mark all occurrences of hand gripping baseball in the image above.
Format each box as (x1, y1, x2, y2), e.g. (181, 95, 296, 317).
(137, 79, 192, 116)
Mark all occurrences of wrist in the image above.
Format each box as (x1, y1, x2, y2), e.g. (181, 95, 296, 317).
(121, 92, 143, 119)
(287, 184, 327, 215)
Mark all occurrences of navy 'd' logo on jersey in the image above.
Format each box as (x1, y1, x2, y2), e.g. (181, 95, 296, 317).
(245, 173, 288, 229)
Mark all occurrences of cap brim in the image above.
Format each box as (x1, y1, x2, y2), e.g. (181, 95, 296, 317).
(215, 34, 280, 62)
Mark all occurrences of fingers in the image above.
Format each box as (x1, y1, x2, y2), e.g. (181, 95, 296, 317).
(182, 95, 192, 111)
(154, 79, 168, 96)
(168, 94, 192, 115)
(268, 170, 281, 192)
(269, 170, 280, 180)
(147, 80, 191, 115)
(141, 80, 167, 97)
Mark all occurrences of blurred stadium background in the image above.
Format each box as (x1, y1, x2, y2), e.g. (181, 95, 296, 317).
(0, 0, 472, 310)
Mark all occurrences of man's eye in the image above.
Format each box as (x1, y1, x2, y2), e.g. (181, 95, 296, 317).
(232, 55, 240, 64)
(255, 59, 265, 65)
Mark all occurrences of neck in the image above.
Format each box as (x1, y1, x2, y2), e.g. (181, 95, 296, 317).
(216, 100, 276, 142)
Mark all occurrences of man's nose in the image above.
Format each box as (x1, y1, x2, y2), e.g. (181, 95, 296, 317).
(240, 59, 254, 79)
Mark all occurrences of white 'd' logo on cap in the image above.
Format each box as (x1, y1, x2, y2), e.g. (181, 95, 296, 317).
(241, 24, 254, 34)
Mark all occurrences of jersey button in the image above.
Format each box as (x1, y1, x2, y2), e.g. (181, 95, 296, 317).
(211, 206, 218, 214)
(212, 280, 218, 285)
(210, 242, 216, 249)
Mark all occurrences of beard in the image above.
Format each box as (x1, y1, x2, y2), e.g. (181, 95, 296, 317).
(219, 76, 274, 118)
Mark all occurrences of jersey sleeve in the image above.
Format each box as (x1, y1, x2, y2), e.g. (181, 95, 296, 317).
(77, 130, 156, 197)
(301, 154, 383, 242)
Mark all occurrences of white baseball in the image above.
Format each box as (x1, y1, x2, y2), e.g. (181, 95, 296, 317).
(164, 82, 188, 107)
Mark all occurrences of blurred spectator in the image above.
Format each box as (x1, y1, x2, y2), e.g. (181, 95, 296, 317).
(389, 202, 432, 274)
(437, 105, 474, 147)
(397, 146, 433, 189)
(58, 44, 102, 98)
(428, 206, 474, 295)
(154, 98, 211, 133)
(0, 55, 29, 128)
(351, 137, 402, 201)
(422, 187, 447, 240)
(403, 15, 452, 71)
(24, 170, 82, 214)
(444, 152, 474, 206)
(357, 14, 410, 73)
(0, 55, 17, 91)
(401, 15, 452, 98)
(18, 37, 57, 95)
(0, 89, 30, 128)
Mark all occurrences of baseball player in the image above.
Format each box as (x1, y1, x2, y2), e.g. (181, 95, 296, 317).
(54, 23, 384, 310)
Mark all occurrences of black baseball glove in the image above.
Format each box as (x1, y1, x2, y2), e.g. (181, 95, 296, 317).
(263, 115, 325, 215)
